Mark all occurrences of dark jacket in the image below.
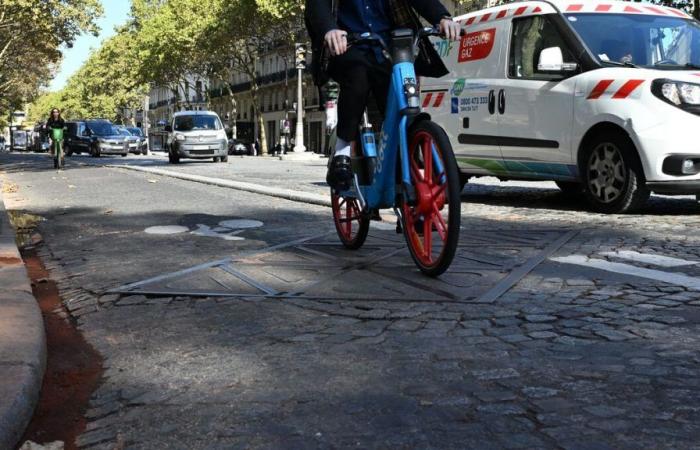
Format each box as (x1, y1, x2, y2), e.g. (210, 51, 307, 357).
(305, 0, 450, 86)
(46, 117, 65, 130)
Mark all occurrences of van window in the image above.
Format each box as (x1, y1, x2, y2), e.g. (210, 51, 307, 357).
(567, 14, 700, 69)
(509, 16, 576, 79)
(174, 115, 221, 131)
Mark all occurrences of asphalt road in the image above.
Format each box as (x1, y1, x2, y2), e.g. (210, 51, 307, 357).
(2, 151, 700, 450)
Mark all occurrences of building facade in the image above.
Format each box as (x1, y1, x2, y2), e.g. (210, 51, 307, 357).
(147, 0, 491, 153)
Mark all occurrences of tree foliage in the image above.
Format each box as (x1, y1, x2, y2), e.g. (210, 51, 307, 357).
(0, 0, 102, 122)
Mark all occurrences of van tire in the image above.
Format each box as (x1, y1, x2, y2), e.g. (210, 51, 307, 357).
(555, 181, 582, 195)
(459, 173, 469, 192)
(581, 131, 649, 214)
(169, 148, 180, 164)
(220, 155, 228, 163)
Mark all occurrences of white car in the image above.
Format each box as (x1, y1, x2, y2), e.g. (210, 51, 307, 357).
(165, 111, 229, 164)
(423, 0, 700, 213)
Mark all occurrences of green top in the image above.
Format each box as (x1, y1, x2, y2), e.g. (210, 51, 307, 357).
(51, 128, 63, 140)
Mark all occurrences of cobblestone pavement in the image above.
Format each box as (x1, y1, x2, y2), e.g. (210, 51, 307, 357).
(2, 152, 700, 449)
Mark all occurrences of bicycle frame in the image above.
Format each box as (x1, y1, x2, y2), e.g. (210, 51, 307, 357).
(348, 29, 445, 210)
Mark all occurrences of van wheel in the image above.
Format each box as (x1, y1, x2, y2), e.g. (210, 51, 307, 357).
(581, 132, 649, 214)
(220, 155, 228, 163)
(459, 173, 469, 192)
(555, 181, 582, 195)
(213, 157, 220, 163)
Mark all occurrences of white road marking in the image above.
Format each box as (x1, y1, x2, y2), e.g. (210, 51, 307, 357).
(219, 219, 263, 229)
(599, 250, 698, 267)
(191, 224, 244, 241)
(144, 225, 189, 235)
(551, 254, 700, 290)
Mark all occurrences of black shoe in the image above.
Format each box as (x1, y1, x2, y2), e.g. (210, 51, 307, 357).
(326, 155, 352, 191)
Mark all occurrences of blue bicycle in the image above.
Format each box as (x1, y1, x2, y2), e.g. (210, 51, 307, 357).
(331, 28, 461, 276)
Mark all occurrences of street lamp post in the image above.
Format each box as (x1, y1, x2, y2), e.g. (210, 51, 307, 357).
(293, 43, 306, 152)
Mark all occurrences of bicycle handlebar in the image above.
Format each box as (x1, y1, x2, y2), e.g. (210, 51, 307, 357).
(346, 27, 446, 49)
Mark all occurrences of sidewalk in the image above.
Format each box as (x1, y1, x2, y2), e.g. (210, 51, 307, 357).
(0, 182, 46, 449)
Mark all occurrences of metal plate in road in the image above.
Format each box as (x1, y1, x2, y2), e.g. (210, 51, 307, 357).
(110, 229, 577, 302)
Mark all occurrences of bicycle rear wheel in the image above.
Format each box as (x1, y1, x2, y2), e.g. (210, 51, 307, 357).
(401, 120, 461, 276)
(331, 191, 369, 250)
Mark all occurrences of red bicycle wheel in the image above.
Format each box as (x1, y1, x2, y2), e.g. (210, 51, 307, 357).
(331, 191, 369, 250)
(401, 120, 461, 276)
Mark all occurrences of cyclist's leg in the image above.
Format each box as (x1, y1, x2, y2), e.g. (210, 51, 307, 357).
(327, 48, 373, 189)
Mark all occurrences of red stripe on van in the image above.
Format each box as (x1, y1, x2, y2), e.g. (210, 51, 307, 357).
(624, 5, 642, 13)
(433, 92, 445, 107)
(480, 13, 491, 22)
(566, 4, 583, 11)
(612, 80, 645, 99)
(645, 6, 667, 15)
(496, 9, 507, 18)
(595, 4, 612, 12)
(514, 6, 528, 15)
(465, 16, 476, 25)
(422, 93, 433, 108)
(667, 8, 687, 17)
(532, 6, 542, 13)
(588, 80, 614, 99)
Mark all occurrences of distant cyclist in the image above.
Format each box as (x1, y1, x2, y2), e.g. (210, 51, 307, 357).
(305, 0, 460, 190)
(46, 108, 65, 154)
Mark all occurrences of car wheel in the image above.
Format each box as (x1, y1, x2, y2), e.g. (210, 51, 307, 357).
(581, 132, 649, 214)
(220, 155, 228, 163)
(213, 157, 220, 163)
(91, 145, 101, 158)
(168, 148, 180, 164)
(141, 149, 147, 155)
(65, 145, 73, 157)
(121, 153, 128, 157)
(555, 181, 583, 195)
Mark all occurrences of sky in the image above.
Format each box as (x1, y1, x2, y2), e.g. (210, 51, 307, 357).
(49, 0, 132, 91)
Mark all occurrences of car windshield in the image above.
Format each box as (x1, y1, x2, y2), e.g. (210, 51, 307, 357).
(116, 128, 131, 136)
(174, 115, 221, 131)
(566, 13, 700, 69)
(127, 128, 143, 137)
(87, 122, 119, 136)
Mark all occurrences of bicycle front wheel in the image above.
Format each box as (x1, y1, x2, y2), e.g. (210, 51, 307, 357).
(401, 120, 461, 276)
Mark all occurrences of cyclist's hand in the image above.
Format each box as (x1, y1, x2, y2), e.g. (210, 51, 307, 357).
(325, 29, 348, 56)
(440, 18, 461, 41)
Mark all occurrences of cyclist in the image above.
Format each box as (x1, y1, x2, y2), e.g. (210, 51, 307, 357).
(305, 0, 461, 190)
(45, 108, 65, 156)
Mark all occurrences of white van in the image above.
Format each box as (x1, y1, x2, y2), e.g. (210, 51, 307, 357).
(165, 111, 229, 164)
(423, 0, 700, 213)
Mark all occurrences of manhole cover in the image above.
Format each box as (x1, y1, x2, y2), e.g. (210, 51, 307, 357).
(110, 228, 577, 303)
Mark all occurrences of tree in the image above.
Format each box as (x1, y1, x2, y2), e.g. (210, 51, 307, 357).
(200, 0, 303, 155)
(0, 0, 102, 119)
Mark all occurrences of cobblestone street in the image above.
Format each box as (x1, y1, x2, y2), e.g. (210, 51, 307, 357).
(2, 153, 700, 449)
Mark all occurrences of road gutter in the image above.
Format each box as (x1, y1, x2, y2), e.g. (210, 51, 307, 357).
(0, 181, 47, 450)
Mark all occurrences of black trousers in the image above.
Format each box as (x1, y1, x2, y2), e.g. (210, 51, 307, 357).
(328, 47, 392, 143)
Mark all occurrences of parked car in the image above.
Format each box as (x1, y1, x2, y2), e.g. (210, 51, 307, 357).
(228, 138, 250, 155)
(165, 111, 228, 163)
(115, 126, 142, 155)
(423, 0, 700, 213)
(126, 127, 148, 154)
(31, 126, 49, 153)
(11, 130, 29, 151)
(64, 119, 129, 157)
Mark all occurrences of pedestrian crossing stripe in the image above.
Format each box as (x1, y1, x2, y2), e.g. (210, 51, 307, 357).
(551, 253, 700, 289)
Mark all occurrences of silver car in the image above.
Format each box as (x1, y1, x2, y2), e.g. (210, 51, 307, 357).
(166, 111, 228, 164)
